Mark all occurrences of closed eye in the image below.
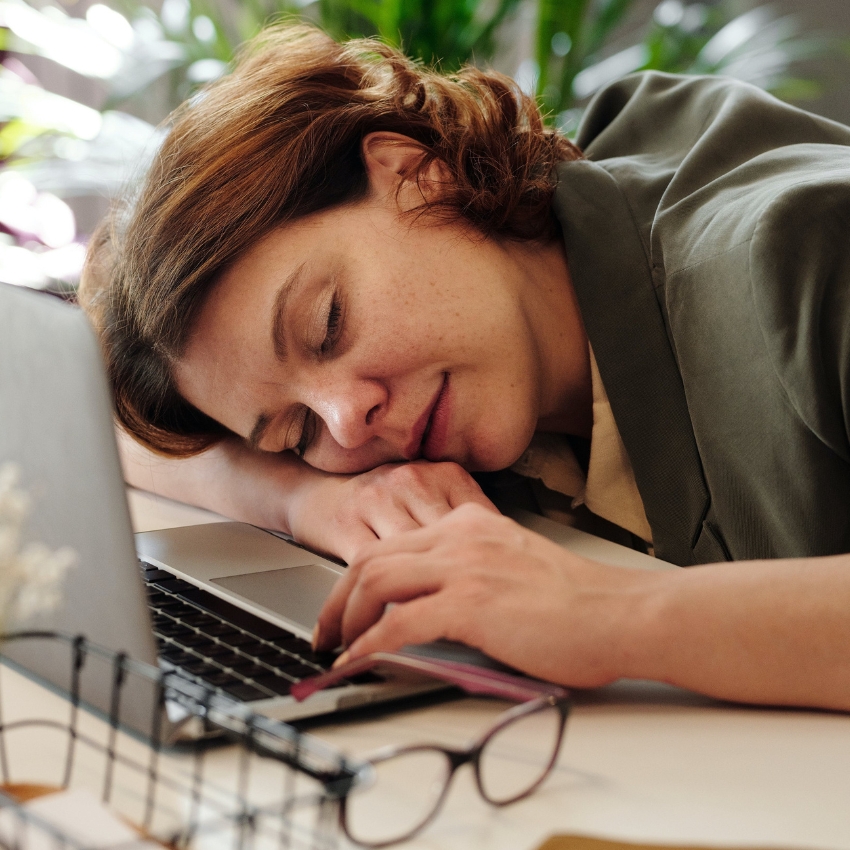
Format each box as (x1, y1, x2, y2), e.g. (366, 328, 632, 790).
(294, 407, 316, 458)
(295, 292, 342, 457)
(321, 293, 343, 354)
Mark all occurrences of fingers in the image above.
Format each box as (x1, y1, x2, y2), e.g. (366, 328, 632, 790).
(315, 504, 506, 650)
(362, 507, 422, 542)
(339, 555, 444, 648)
(314, 550, 442, 651)
(447, 475, 500, 514)
(372, 461, 490, 529)
(350, 502, 510, 566)
(344, 594, 467, 660)
(334, 523, 379, 566)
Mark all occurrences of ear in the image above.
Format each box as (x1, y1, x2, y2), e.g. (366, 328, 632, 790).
(361, 131, 448, 209)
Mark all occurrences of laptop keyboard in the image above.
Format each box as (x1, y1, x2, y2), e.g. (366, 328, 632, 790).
(140, 561, 350, 702)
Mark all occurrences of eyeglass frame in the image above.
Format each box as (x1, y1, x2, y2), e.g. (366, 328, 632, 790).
(291, 650, 572, 848)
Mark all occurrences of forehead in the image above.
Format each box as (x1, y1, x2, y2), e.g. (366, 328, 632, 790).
(201, 197, 384, 309)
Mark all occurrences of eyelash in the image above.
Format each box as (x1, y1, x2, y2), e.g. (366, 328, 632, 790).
(295, 409, 314, 458)
(321, 293, 342, 354)
(295, 293, 343, 458)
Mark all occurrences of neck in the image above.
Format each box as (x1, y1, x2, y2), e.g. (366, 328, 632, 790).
(513, 237, 593, 438)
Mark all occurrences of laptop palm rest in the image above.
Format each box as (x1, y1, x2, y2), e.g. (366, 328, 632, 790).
(135, 522, 347, 637)
(212, 566, 340, 631)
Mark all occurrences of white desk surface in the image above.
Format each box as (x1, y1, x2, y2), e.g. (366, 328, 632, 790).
(12, 489, 850, 850)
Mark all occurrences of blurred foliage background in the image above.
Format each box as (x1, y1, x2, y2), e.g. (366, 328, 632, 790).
(0, 0, 847, 290)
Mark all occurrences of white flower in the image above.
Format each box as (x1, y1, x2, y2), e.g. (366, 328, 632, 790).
(0, 462, 76, 629)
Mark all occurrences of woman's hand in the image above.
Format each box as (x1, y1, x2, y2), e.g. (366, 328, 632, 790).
(313, 503, 656, 687)
(286, 461, 498, 563)
(315, 503, 850, 711)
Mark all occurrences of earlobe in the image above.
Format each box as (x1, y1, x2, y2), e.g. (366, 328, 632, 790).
(361, 131, 448, 207)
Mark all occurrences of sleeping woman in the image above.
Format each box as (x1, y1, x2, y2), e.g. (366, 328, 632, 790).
(80, 23, 850, 710)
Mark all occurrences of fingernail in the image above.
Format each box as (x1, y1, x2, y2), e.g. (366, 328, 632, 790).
(332, 650, 350, 670)
(311, 624, 322, 651)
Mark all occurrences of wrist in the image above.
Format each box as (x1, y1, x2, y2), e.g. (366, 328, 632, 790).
(279, 461, 335, 538)
(211, 440, 326, 534)
(606, 567, 682, 683)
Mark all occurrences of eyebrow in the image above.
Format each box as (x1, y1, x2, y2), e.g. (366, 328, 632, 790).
(271, 262, 307, 362)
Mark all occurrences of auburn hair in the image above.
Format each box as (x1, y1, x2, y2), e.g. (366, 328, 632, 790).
(79, 22, 581, 457)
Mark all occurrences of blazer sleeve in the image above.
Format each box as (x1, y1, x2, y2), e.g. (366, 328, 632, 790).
(748, 159, 850, 462)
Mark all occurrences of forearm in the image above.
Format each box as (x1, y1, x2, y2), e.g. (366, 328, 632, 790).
(117, 428, 323, 533)
(622, 555, 850, 710)
(118, 429, 494, 563)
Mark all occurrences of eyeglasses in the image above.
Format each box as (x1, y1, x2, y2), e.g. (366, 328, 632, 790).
(291, 651, 571, 847)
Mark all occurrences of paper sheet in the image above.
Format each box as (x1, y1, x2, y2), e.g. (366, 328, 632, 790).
(0, 787, 162, 850)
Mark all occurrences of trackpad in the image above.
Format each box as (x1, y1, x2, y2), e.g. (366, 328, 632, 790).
(212, 565, 341, 630)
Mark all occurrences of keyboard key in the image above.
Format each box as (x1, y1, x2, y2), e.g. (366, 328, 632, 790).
(156, 623, 193, 639)
(154, 578, 197, 594)
(140, 567, 175, 582)
(176, 632, 211, 647)
(203, 671, 239, 687)
(276, 662, 320, 680)
(260, 657, 294, 674)
(251, 674, 293, 696)
(273, 635, 313, 655)
(294, 650, 336, 668)
(156, 601, 190, 614)
(215, 652, 254, 670)
(221, 682, 269, 702)
(204, 622, 239, 637)
(177, 589, 289, 639)
(160, 648, 195, 666)
(196, 641, 232, 658)
(146, 590, 171, 604)
(272, 637, 310, 653)
(180, 613, 218, 628)
(238, 664, 271, 680)
(234, 640, 268, 656)
(180, 659, 221, 677)
(218, 631, 256, 648)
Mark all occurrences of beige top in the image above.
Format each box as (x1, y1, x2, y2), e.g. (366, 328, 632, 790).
(511, 349, 653, 545)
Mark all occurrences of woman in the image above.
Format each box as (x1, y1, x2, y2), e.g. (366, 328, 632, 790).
(81, 24, 850, 710)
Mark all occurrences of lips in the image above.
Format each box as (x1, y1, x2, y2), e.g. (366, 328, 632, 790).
(404, 374, 449, 461)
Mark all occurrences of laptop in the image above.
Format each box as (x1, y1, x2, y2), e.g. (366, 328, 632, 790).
(0, 283, 663, 739)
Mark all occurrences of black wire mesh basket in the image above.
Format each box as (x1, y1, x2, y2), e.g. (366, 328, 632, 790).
(0, 632, 366, 850)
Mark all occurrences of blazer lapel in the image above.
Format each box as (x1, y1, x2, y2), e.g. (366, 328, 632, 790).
(553, 159, 708, 565)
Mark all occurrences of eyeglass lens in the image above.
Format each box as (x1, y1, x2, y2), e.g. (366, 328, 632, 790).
(344, 747, 452, 847)
(343, 701, 564, 846)
(477, 702, 564, 804)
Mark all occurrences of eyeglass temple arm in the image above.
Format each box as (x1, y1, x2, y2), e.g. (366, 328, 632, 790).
(290, 650, 568, 703)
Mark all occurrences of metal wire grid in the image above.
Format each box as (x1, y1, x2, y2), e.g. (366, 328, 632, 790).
(0, 632, 367, 850)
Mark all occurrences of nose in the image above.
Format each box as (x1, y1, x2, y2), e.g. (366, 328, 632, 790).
(308, 376, 386, 450)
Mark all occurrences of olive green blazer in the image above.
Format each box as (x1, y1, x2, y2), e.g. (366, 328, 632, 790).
(554, 72, 850, 566)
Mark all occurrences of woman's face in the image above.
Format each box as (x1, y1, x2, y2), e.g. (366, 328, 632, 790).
(175, 140, 588, 475)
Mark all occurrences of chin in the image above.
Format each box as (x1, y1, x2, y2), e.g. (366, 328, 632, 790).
(462, 430, 535, 473)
